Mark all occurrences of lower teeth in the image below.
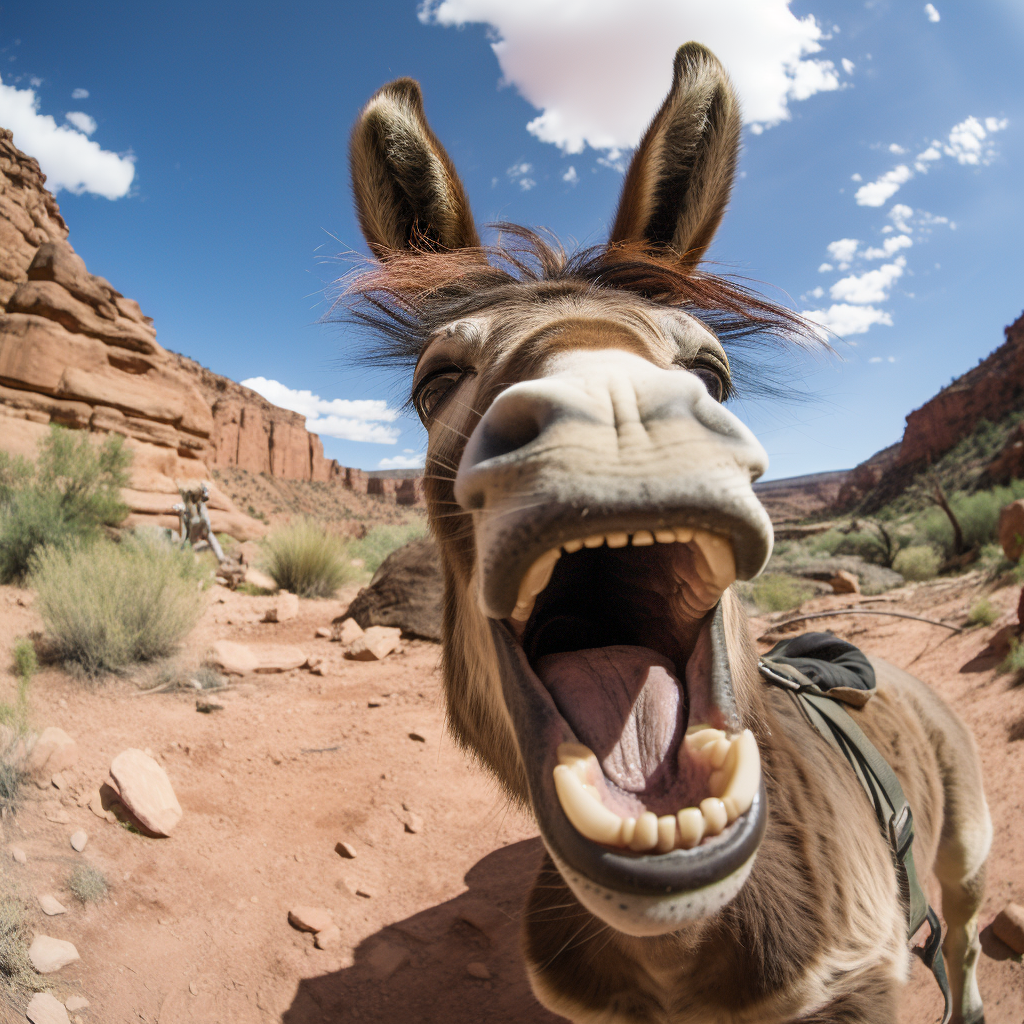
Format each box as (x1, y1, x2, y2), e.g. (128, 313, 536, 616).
(553, 729, 760, 851)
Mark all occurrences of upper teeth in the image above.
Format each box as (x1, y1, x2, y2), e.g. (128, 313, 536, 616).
(553, 727, 760, 853)
(510, 528, 737, 622)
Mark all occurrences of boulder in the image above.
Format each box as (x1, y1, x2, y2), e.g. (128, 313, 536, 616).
(28, 934, 80, 973)
(25, 992, 71, 1024)
(25, 726, 78, 780)
(342, 537, 443, 640)
(786, 556, 904, 595)
(208, 640, 260, 675)
(38, 893, 67, 916)
(252, 644, 307, 673)
(346, 626, 402, 662)
(263, 591, 298, 623)
(245, 568, 279, 592)
(829, 570, 860, 595)
(992, 902, 1024, 954)
(332, 617, 365, 645)
(999, 500, 1024, 562)
(288, 906, 334, 933)
(109, 747, 183, 836)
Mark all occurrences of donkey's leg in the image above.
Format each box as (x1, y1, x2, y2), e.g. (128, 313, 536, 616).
(935, 805, 992, 1024)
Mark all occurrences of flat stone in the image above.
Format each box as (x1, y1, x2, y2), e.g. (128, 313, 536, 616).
(315, 627, 333, 639)
(244, 567, 279, 592)
(69, 829, 88, 852)
(109, 748, 183, 836)
(43, 801, 70, 824)
(38, 893, 67, 916)
(26, 992, 71, 1024)
(10, 845, 26, 864)
(457, 899, 510, 940)
(253, 644, 307, 673)
(208, 639, 260, 675)
(26, 726, 78, 779)
(334, 841, 357, 859)
(288, 905, 334, 933)
(466, 961, 492, 980)
(346, 626, 402, 662)
(992, 902, 1024, 954)
(365, 941, 409, 981)
(28, 934, 80, 973)
(263, 591, 299, 623)
(64, 997, 89, 1012)
(314, 924, 343, 949)
(332, 617, 365, 645)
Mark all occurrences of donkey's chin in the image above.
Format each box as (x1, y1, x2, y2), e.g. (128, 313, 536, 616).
(487, 529, 767, 937)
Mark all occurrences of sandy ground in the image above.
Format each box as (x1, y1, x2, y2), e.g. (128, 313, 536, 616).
(1, 571, 1022, 1024)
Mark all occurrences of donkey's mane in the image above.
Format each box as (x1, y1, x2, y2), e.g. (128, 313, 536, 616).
(339, 224, 822, 400)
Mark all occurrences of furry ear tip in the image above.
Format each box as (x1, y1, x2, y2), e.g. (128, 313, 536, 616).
(672, 42, 724, 80)
(365, 76, 425, 114)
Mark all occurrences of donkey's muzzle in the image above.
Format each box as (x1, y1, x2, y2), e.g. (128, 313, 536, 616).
(454, 350, 774, 620)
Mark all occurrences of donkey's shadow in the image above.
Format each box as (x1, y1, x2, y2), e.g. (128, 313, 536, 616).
(283, 838, 567, 1023)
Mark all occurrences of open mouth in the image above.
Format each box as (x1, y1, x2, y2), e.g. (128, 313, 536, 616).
(488, 524, 767, 931)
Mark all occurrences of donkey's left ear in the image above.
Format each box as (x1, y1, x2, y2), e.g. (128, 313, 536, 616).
(609, 44, 741, 267)
(349, 77, 480, 259)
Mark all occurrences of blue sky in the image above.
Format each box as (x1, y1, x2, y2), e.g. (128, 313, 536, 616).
(1, 1, 1021, 478)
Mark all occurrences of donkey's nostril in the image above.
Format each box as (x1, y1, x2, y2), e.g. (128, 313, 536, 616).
(472, 418, 544, 464)
(463, 390, 547, 468)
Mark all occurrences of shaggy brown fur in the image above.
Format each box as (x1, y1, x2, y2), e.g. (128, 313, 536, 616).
(345, 43, 991, 1024)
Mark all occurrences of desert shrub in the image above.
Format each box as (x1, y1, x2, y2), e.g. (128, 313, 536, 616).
(346, 521, 428, 575)
(966, 598, 998, 627)
(748, 573, 814, 613)
(893, 545, 941, 582)
(261, 517, 349, 597)
(1000, 638, 1024, 680)
(32, 536, 206, 676)
(805, 529, 846, 556)
(0, 752, 23, 817)
(67, 864, 107, 902)
(0, 639, 35, 732)
(0, 893, 32, 987)
(0, 426, 132, 583)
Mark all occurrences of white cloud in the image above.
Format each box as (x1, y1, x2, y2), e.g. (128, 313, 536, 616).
(826, 237, 859, 267)
(841, 58, 855, 75)
(869, 356, 882, 363)
(562, 165, 578, 184)
(855, 164, 913, 206)
(829, 256, 906, 304)
(924, 4, 940, 22)
(817, 262, 833, 273)
(71, 87, 89, 100)
(888, 143, 906, 154)
(507, 160, 536, 189)
(64, 111, 96, 135)
(419, 0, 841, 152)
(378, 452, 426, 469)
(809, 286, 824, 298)
(240, 377, 402, 444)
(0, 76, 134, 199)
(888, 203, 913, 232)
(850, 172, 862, 181)
(802, 303, 893, 337)
(914, 144, 942, 172)
(944, 115, 1007, 165)
(862, 233, 912, 259)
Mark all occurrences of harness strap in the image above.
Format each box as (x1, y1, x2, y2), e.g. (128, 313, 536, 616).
(759, 657, 952, 1024)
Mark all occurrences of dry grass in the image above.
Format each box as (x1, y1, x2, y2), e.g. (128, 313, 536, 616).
(260, 518, 351, 598)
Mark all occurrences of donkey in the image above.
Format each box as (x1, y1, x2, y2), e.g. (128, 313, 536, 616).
(345, 44, 992, 1024)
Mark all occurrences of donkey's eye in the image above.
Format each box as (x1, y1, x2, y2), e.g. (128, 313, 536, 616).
(414, 367, 466, 422)
(691, 366, 725, 402)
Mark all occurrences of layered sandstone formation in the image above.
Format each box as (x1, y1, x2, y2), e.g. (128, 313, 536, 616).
(0, 128, 421, 539)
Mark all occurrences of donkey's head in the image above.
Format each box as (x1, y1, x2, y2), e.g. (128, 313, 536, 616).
(348, 45, 804, 939)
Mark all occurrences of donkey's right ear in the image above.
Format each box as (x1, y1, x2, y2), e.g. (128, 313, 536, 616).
(349, 78, 480, 259)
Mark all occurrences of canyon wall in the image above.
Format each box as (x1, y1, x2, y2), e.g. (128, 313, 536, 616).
(0, 128, 421, 539)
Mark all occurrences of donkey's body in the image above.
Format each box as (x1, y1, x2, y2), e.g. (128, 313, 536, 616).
(346, 44, 991, 1023)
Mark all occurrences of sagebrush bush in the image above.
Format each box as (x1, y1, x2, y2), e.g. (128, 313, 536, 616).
(748, 573, 814, 613)
(346, 521, 427, 575)
(0, 426, 132, 583)
(1000, 638, 1024, 679)
(966, 598, 998, 627)
(67, 864, 107, 902)
(893, 545, 941, 581)
(32, 536, 206, 676)
(261, 518, 349, 597)
(0, 893, 32, 987)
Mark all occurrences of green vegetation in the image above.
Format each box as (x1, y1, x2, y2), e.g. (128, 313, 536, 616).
(0, 892, 32, 990)
(261, 517, 350, 597)
(0, 639, 36, 815)
(745, 573, 815, 613)
(966, 598, 999, 627)
(1000, 638, 1024, 680)
(67, 863, 108, 903)
(346, 521, 428, 576)
(892, 545, 941, 581)
(32, 535, 207, 676)
(0, 426, 132, 584)
(1, 639, 35, 731)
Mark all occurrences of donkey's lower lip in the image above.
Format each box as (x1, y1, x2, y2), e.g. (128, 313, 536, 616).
(489, 602, 766, 911)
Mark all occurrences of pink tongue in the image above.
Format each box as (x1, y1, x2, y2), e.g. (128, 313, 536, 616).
(535, 646, 684, 793)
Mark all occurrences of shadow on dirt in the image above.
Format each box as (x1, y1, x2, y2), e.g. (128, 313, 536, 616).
(283, 838, 567, 1023)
